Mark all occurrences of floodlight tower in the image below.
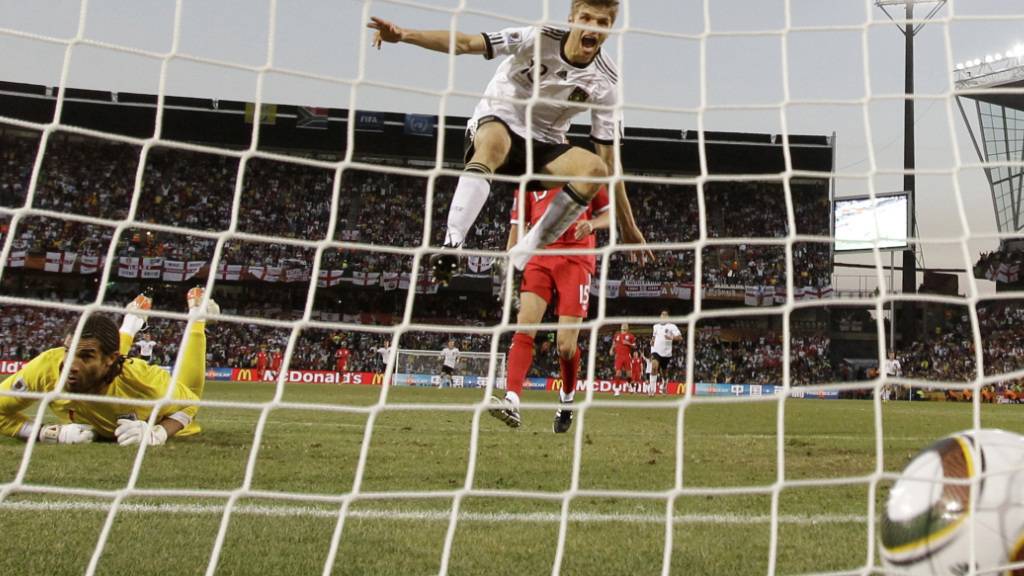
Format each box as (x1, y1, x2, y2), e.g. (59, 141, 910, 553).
(875, 0, 946, 344)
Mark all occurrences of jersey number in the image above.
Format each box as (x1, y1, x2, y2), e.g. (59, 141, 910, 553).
(579, 274, 592, 307)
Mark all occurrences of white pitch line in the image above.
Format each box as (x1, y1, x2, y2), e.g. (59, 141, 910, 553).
(0, 500, 866, 525)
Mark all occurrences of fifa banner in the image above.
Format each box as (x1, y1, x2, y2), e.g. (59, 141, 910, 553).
(355, 110, 385, 132)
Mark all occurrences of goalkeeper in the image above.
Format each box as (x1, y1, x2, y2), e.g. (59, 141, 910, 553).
(0, 287, 218, 446)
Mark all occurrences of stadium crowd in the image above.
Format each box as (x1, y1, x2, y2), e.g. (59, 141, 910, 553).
(1, 132, 832, 289)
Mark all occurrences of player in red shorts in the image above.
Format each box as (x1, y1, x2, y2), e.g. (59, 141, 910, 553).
(489, 185, 609, 433)
(255, 346, 269, 381)
(271, 349, 283, 373)
(335, 344, 351, 373)
(630, 349, 644, 393)
(611, 323, 636, 393)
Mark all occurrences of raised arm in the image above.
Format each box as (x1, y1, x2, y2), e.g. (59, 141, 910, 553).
(594, 142, 652, 261)
(368, 17, 487, 55)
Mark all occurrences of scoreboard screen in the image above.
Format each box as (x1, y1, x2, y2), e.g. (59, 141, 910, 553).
(833, 193, 909, 252)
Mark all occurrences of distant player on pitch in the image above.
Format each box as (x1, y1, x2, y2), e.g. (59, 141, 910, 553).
(489, 185, 609, 432)
(135, 332, 157, 364)
(650, 311, 682, 396)
(611, 323, 635, 393)
(0, 287, 218, 446)
(368, 0, 648, 283)
(630, 348, 644, 393)
(335, 342, 351, 373)
(439, 339, 460, 388)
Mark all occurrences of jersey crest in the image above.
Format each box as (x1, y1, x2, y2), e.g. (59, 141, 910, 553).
(568, 86, 590, 103)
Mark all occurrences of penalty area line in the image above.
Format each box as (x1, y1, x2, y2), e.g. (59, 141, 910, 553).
(0, 500, 866, 525)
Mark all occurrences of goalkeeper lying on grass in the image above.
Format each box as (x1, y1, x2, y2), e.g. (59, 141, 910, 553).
(0, 287, 218, 446)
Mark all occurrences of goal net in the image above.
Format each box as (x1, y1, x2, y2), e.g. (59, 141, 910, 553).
(0, 0, 1020, 574)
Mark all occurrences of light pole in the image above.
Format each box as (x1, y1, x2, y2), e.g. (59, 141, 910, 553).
(874, 0, 946, 348)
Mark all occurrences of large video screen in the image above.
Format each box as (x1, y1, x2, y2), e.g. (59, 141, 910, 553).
(833, 193, 909, 252)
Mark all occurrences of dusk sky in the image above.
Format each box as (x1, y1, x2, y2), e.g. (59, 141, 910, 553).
(1, 0, 1021, 296)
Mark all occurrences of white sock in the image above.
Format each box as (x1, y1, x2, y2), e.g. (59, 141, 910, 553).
(511, 185, 589, 270)
(444, 162, 492, 247)
(649, 374, 657, 393)
(505, 390, 520, 407)
(560, 389, 575, 403)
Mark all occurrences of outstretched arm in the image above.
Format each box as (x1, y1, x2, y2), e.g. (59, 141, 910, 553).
(368, 17, 487, 55)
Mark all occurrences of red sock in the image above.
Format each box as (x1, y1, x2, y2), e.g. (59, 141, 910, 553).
(559, 347, 580, 397)
(506, 333, 534, 396)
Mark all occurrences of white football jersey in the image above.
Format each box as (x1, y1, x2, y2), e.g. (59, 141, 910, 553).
(376, 346, 390, 363)
(884, 358, 901, 377)
(440, 347, 460, 369)
(471, 26, 621, 145)
(651, 323, 682, 357)
(136, 340, 157, 358)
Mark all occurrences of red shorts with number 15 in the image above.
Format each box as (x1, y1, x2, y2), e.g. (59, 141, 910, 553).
(520, 255, 593, 318)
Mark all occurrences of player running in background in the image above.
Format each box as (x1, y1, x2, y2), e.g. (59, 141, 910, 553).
(335, 342, 351, 373)
(135, 332, 157, 364)
(375, 341, 391, 372)
(271, 349, 283, 374)
(0, 287, 218, 446)
(630, 347, 644, 393)
(649, 310, 682, 395)
(883, 350, 902, 401)
(255, 346, 269, 381)
(368, 0, 648, 283)
(439, 339, 460, 388)
(611, 323, 635, 393)
(489, 185, 609, 432)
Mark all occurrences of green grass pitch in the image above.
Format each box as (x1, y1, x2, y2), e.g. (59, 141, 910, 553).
(0, 381, 1020, 575)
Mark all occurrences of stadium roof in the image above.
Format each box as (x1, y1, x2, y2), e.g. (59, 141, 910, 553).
(954, 55, 1024, 233)
(954, 53, 1024, 111)
(0, 81, 834, 176)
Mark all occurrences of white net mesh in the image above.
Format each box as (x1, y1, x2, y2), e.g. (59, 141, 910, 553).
(2, 0, 1024, 574)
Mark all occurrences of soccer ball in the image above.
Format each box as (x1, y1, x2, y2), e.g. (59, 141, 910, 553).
(880, 429, 1024, 574)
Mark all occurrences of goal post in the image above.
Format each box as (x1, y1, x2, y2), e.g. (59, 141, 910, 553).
(393, 348, 507, 389)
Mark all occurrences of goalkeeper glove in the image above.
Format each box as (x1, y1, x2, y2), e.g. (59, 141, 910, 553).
(115, 418, 168, 446)
(120, 292, 153, 337)
(38, 423, 95, 444)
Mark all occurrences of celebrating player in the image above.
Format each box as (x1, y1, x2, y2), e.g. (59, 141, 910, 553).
(489, 185, 609, 433)
(368, 0, 648, 283)
(649, 311, 682, 395)
(611, 323, 635, 392)
(439, 339, 460, 388)
(0, 287, 218, 446)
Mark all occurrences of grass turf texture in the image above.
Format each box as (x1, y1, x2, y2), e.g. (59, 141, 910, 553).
(0, 381, 1020, 575)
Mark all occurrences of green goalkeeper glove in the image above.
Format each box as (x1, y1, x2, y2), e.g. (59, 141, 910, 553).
(38, 423, 95, 444)
(115, 418, 168, 446)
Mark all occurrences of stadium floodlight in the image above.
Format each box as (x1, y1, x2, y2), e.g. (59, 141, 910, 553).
(874, 0, 946, 344)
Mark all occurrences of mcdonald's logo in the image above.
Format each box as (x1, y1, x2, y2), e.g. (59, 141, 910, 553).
(371, 372, 385, 386)
(236, 369, 253, 382)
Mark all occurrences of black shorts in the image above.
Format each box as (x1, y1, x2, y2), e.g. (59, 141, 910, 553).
(442, 365, 454, 376)
(465, 116, 574, 191)
(651, 353, 671, 369)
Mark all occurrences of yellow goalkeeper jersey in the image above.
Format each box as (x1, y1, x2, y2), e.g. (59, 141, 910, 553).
(0, 325, 206, 440)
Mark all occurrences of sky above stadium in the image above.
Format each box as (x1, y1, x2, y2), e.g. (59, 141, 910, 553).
(0, 0, 1020, 295)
